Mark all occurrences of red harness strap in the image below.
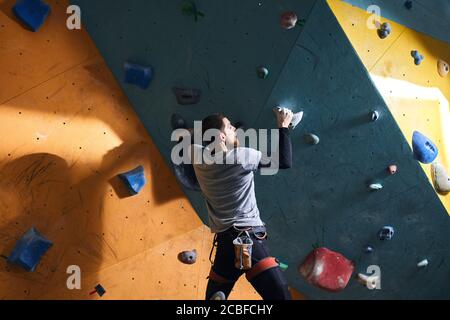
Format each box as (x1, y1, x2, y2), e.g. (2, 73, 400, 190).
(245, 257, 279, 281)
(208, 269, 234, 284)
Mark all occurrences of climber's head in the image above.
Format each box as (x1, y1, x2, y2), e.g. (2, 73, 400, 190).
(201, 113, 238, 149)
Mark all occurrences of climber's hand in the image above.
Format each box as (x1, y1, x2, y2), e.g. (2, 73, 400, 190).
(273, 107, 294, 128)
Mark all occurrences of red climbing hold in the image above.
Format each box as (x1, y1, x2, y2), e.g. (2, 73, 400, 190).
(298, 247, 354, 292)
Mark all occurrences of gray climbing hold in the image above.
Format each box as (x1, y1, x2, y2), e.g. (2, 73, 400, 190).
(304, 133, 320, 145)
(377, 22, 391, 39)
(379, 226, 394, 240)
(280, 11, 297, 30)
(431, 162, 450, 195)
(411, 50, 424, 65)
(178, 249, 197, 264)
(417, 259, 428, 268)
(369, 183, 383, 191)
(211, 291, 226, 300)
(256, 66, 269, 79)
(437, 59, 449, 77)
(371, 111, 379, 122)
(173, 87, 201, 105)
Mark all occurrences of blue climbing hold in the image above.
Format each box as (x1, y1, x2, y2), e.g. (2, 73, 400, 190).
(119, 166, 146, 195)
(124, 62, 153, 89)
(411, 50, 424, 65)
(7, 227, 52, 272)
(95, 284, 106, 297)
(404, 1, 413, 10)
(13, 0, 51, 32)
(412, 131, 438, 164)
(379, 226, 395, 241)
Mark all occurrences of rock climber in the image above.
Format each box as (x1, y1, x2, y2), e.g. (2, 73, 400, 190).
(186, 107, 301, 300)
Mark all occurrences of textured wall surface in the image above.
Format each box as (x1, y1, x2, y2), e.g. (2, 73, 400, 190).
(70, 0, 450, 299)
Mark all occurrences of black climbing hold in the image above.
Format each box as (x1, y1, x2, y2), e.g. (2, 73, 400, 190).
(124, 62, 153, 89)
(371, 111, 379, 122)
(171, 113, 187, 130)
(173, 162, 200, 191)
(304, 133, 320, 145)
(173, 87, 201, 105)
(13, 0, 51, 32)
(256, 66, 269, 79)
(377, 22, 391, 39)
(89, 284, 106, 297)
(379, 226, 394, 240)
(404, 1, 413, 10)
(365, 245, 374, 253)
(178, 249, 197, 264)
(7, 227, 52, 272)
(411, 50, 424, 65)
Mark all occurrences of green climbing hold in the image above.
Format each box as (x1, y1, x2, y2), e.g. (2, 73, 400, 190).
(279, 262, 289, 271)
(181, 1, 204, 22)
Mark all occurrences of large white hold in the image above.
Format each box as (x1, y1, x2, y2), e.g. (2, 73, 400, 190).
(431, 162, 450, 195)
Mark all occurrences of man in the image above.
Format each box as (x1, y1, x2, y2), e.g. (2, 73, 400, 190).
(189, 107, 299, 300)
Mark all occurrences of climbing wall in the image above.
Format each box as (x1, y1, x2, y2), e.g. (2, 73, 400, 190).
(328, 0, 450, 214)
(71, 0, 450, 299)
(0, 0, 262, 300)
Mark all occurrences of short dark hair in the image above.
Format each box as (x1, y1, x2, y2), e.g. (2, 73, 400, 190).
(201, 113, 225, 146)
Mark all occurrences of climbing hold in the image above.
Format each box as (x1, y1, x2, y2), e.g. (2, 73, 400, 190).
(437, 59, 449, 77)
(411, 50, 424, 65)
(371, 111, 379, 122)
(290, 111, 304, 130)
(181, 0, 205, 22)
(118, 166, 146, 195)
(379, 226, 395, 240)
(365, 245, 374, 254)
(417, 259, 429, 268)
(369, 183, 383, 191)
(210, 291, 226, 300)
(298, 247, 354, 292)
(278, 261, 289, 271)
(7, 227, 52, 272)
(304, 133, 320, 145)
(357, 273, 380, 289)
(404, 0, 413, 9)
(256, 66, 269, 79)
(272, 107, 303, 130)
(173, 162, 201, 191)
(388, 165, 397, 175)
(173, 87, 201, 105)
(171, 113, 187, 131)
(280, 11, 298, 30)
(124, 62, 153, 89)
(431, 162, 450, 195)
(13, 0, 51, 32)
(178, 249, 197, 264)
(89, 284, 106, 297)
(412, 131, 438, 164)
(377, 22, 391, 39)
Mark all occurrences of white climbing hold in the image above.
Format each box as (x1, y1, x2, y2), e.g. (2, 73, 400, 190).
(437, 60, 449, 77)
(431, 162, 450, 195)
(357, 273, 380, 289)
(417, 259, 428, 268)
(272, 107, 303, 130)
(369, 183, 383, 191)
(210, 291, 226, 300)
(290, 111, 304, 130)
